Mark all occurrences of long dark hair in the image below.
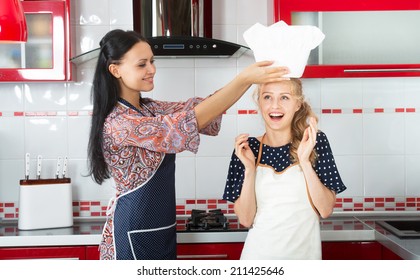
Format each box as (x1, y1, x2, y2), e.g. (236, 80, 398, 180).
(87, 29, 148, 184)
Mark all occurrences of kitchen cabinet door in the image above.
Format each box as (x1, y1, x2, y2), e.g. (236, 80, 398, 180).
(0, 0, 71, 81)
(0, 246, 86, 260)
(322, 241, 383, 260)
(85, 245, 100, 260)
(381, 246, 403, 260)
(177, 243, 244, 260)
(275, 0, 420, 78)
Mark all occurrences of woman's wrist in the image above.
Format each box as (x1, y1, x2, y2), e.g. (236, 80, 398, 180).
(299, 160, 312, 170)
(244, 167, 256, 177)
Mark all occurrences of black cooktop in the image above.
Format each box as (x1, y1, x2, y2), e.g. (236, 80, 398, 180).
(186, 209, 230, 231)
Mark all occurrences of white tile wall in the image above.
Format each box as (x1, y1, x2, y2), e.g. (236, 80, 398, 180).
(1, 0, 420, 216)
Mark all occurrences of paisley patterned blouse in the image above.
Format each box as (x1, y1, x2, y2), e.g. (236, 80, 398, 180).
(99, 96, 222, 260)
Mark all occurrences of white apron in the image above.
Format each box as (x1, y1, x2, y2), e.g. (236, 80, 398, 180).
(240, 140, 321, 260)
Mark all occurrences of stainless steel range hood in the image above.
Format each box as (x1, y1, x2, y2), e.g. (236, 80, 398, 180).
(71, 0, 249, 64)
(134, 0, 249, 57)
(146, 35, 249, 57)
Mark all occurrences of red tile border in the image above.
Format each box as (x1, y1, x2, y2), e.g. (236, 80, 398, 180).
(1, 197, 420, 219)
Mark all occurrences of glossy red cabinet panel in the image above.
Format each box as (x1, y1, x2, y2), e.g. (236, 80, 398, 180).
(177, 243, 244, 260)
(322, 241, 403, 260)
(0, 242, 403, 260)
(0, 246, 86, 260)
(274, 0, 420, 78)
(85, 245, 100, 260)
(322, 241, 382, 260)
(0, 0, 71, 81)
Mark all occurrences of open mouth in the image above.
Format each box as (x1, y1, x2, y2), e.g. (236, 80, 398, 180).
(269, 113, 284, 120)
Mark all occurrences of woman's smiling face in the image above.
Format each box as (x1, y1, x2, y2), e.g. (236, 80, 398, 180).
(258, 81, 301, 132)
(109, 41, 156, 95)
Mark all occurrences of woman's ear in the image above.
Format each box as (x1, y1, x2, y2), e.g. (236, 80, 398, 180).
(108, 64, 121, 78)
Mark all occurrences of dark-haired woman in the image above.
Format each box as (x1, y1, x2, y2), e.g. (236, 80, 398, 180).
(87, 29, 289, 260)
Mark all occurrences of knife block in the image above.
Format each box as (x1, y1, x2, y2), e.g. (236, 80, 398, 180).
(18, 178, 73, 230)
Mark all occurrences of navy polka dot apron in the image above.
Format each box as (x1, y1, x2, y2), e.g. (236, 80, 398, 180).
(113, 154, 177, 260)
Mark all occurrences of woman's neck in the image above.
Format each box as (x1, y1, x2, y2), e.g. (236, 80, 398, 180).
(120, 93, 141, 110)
(263, 130, 292, 147)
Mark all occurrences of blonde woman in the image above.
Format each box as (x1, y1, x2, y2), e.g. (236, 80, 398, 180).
(223, 79, 346, 259)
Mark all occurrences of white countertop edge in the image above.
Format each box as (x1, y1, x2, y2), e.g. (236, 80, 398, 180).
(0, 230, 376, 247)
(176, 231, 248, 243)
(320, 230, 375, 241)
(0, 235, 102, 247)
(330, 211, 420, 217)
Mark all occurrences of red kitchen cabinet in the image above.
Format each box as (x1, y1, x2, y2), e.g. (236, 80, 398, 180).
(0, 0, 72, 81)
(381, 245, 403, 260)
(275, 0, 420, 78)
(0, 246, 86, 260)
(85, 245, 100, 260)
(177, 243, 244, 260)
(322, 241, 382, 260)
(322, 241, 403, 260)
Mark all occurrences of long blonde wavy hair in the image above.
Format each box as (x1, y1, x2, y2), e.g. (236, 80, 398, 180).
(254, 78, 318, 165)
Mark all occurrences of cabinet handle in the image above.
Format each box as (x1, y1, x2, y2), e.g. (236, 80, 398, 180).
(344, 68, 420, 73)
(177, 254, 228, 259)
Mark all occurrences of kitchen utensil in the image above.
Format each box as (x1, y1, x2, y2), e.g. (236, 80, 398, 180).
(55, 157, 62, 179)
(36, 155, 42, 179)
(18, 180, 73, 230)
(25, 153, 30, 180)
(62, 156, 67, 178)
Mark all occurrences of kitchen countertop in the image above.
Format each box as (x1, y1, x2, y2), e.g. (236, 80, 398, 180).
(1, 212, 419, 259)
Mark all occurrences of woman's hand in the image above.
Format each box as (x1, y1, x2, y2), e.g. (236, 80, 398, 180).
(297, 117, 318, 164)
(235, 134, 256, 170)
(238, 61, 290, 85)
(233, 133, 258, 228)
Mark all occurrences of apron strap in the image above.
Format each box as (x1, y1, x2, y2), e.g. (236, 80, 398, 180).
(256, 133, 266, 164)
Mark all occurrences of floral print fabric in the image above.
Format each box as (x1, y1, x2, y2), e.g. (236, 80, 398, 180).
(99, 96, 222, 260)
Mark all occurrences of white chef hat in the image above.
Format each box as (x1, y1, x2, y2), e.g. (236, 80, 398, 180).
(243, 21, 325, 78)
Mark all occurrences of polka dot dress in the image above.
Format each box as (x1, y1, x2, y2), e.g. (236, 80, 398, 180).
(223, 131, 346, 202)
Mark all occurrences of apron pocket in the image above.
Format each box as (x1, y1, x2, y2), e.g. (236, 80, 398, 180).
(127, 224, 177, 260)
